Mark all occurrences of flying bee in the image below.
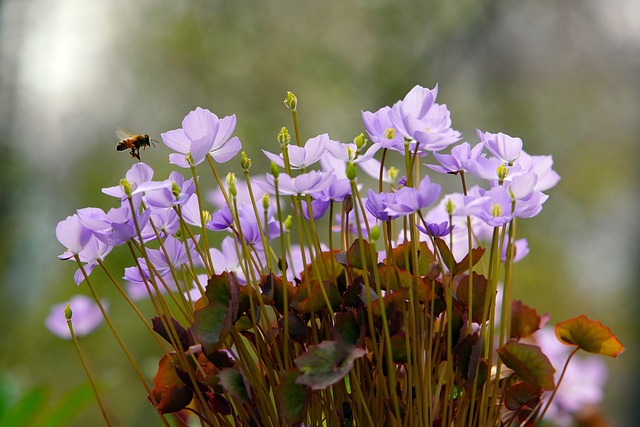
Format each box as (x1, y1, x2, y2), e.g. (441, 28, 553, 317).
(116, 127, 157, 161)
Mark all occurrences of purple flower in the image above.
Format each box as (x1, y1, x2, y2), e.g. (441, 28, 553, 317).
(257, 171, 336, 196)
(207, 205, 234, 231)
(162, 107, 242, 168)
(389, 85, 461, 152)
(362, 106, 404, 150)
(324, 139, 382, 164)
(384, 175, 441, 216)
(77, 203, 151, 246)
(102, 163, 169, 203)
(364, 190, 400, 222)
(300, 198, 331, 221)
(56, 214, 92, 255)
(455, 186, 514, 227)
(515, 151, 561, 192)
(46, 295, 105, 339)
(262, 134, 328, 169)
(427, 142, 484, 175)
(181, 194, 205, 227)
(71, 235, 113, 285)
(477, 129, 523, 165)
(139, 209, 180, 242)
(500, 237, 529, 263)
(417, 221, 454, 237)
(144, 171, 196, 210)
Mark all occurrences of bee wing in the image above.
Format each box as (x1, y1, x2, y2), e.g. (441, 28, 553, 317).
(116, 127, 136, 140)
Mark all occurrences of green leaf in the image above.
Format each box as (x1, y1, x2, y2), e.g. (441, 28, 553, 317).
(191, 303, 228, 353)
(333, 310, 362, 346)
(294, 341, 366, 390)
(346, 239, 377, 270)
(217, 368, 251, 403)
(496, 340, 555, 391)
(555, 315, 624, 358)
(276, 370, 308, 423)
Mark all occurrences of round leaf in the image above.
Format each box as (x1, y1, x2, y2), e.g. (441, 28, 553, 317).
(555, 315, 624, 358)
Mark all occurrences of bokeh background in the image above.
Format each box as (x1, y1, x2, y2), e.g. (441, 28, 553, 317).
(1, 0, 638, 425)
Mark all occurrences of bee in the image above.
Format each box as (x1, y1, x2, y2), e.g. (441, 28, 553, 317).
(116, 127, 157, 161)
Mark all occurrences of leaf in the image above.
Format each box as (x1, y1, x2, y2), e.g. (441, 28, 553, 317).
(148, 354, 193, 413)
(333, 310, 362, 346)
(504, 381, 541, 412)
(434, 237, 455, 271)
(191, 303, 229, 353)
(555, 315, 624, 358)
(295, 279, 343, 314)
(277, 369, 308, 424)
(294, 341, 366, 390)
(453, 247, 486, 275)
(389, 241, 435, 275)
(217, 368, 251, 403)
(346, 239, 377, 270)
(510, 301, 543, 339)
(152, 315, 190, 351)
(456, 272, 489, 324)
(496, 340, 555, 391)
(260, 273, 293, 315)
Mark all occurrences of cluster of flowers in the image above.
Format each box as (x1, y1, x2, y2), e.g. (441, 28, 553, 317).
(52, 85, 621, 426)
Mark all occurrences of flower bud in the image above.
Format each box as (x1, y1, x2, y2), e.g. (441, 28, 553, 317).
(278, 127, 291, 146)
(445, 198, 455, 216)
(342, 194, 353, 214)
(370, 225, 381, 242)
(240, 151, 251, 170)
(398, 176, 407, 188)
(284, 215, 293, 231)
(226, 173, 237, 198)
(64, 303, 73, 320)
(270, 162, 280, 178)
(284, 92, 297, 111)
(354, 133, 367, 150)
(262, 193, 270, 211)
(346, 162, 357, 180)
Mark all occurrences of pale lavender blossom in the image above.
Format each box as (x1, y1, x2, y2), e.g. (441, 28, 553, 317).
(384, 175, 441, 216)
(181, 194, 205, 227)
(262, 134, 328, 169)
(427, 142, 484, 175)
(46, 295, 106, 339)
(257, 171, 336, 196)
(139, 209, 180, 242)
(455, 186, 514, 227)
(477, 129, 523, 165)
(389, 85, 461, 152)
(162, 107, 242, 168)
(77, 203, 151, 246)
(500, 237, 529, 263)
(56, 214, 92, 255)
(102, 163, 169, 204)
(143, 171, 195, 210)
(71, 235, 113, 285)
(515, 151, 561, 192)
(362, 106, 404, 151)
(324, 139, 382, 164)
(365, 190, 401, 222)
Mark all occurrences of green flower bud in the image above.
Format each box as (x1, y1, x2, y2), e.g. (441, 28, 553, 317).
(202, 210, 212, 224)
(240, 151, 251, 170)
(284, 215, 293, 231)
(284, 92, 297, 111)
(445, 198, 455, 216)
(278, 127, 291, 146)
(270, 162, 280, 178)
(354, 133, 367, 150)
(370, 225, 381, 242)
(346, 162, 357, 180)
(64, 303, 72, 320)
(226, 173, 237, 198)
(262, 193, 270, 211)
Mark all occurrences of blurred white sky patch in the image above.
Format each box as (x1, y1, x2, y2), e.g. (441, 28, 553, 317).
(594, 0, 640, 45)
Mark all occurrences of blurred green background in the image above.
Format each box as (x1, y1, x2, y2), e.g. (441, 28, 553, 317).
(1, 0, 638, 425)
